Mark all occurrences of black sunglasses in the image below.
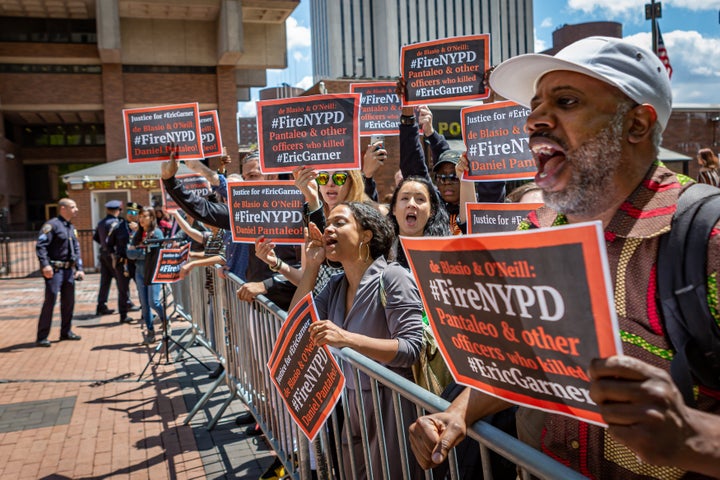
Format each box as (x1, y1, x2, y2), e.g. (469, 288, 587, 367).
(434, 173, 459, 184)
(316, 171, 349, 186)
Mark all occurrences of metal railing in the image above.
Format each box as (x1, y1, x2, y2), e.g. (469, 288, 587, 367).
(0, 229, 95, 278)
(172, 267, 588, 480)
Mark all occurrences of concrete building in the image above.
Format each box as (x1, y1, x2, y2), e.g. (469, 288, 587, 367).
(0, 0, 299, 230)
(310, 0, 534, 81)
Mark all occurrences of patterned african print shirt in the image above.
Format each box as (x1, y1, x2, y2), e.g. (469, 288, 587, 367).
(517, 162, 720, 479)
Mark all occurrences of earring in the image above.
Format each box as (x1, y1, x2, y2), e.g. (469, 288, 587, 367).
(358, 241, 370, 262)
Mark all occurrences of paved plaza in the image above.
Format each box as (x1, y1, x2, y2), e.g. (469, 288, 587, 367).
(0, 272, 275, 479)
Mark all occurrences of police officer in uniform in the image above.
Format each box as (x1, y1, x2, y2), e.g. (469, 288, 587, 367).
(36, 198, 84, 347)
(106, 202, 134, 323)
(93, 200, 122, 315)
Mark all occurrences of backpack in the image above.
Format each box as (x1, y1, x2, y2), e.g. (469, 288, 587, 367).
(657, 182, 720, 405)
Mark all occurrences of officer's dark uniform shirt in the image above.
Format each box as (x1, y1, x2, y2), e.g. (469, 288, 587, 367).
(93, 214, 118, 254)
(106, 217, 131, 259)
(37, 215, 83, 271)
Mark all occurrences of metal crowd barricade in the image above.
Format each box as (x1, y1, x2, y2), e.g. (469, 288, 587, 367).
(174, 270, 589, 480)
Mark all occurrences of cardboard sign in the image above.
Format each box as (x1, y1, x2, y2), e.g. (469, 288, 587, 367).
(350, 82, 401, 136)
(159, 173, 212, 214)
(400, 223, 621, 426)
(267, 293, 345, 442)
(151, 243, 190, 284)
(462, 101, 535, 180)
(257, 94, 361, 173)
(401, 35, 490, 105)
(466, 203, 544, 234)
(227, 180, 304, 244)
(123, 103, 204, 163)
(200, 110, 223, 157)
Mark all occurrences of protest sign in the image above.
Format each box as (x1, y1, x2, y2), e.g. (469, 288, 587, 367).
(257, 94, 361, 173)
(400, 223, 621, 426)
(401, 35, 489, 105)
(466, 202, 544, 234)
(151, 243, 190, 284)
(461, 101, 535, 181)
(123, 103, 203, 163)
(200, 110, 223, 157)
(159, 173, 212, 214)
(267, 293, 345, 442)
(227, 180, 304, 244)
(350, 82, 401, 136)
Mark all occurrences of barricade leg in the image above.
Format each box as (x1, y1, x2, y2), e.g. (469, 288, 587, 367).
(183, 371, 227, 425)
(207, 386, 238, 431)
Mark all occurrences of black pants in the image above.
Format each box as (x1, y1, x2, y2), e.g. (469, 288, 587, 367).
(96, 253, 115, 308)
(37, 268, 75, 341)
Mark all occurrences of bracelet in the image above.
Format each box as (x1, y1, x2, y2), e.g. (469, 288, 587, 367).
(269, 257, 283, 272)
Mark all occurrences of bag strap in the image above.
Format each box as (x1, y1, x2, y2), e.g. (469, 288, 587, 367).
(657, 183, 720, 404)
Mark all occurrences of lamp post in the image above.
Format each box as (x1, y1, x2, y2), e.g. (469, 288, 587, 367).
(645, 0, 662, 54)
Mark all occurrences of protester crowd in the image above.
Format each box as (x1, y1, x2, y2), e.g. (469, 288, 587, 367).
(36, 35, 720, 480)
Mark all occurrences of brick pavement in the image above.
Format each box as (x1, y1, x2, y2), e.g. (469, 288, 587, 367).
(0, 273, 276, 479)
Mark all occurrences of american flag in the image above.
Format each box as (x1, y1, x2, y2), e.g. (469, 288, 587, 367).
(656, 23, 673, 79)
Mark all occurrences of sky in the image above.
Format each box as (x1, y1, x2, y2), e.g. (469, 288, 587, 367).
(237, 0, 720, 117)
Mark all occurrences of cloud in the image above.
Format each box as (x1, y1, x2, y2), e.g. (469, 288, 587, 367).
(286, 16, 311, 50)
(624, 30, 720, 103)
(568, 0, 720, 17)
(534, 36, 548, 53)
(238, 99, 258, 117)
(293, 50, 310, 62)
(294, 75, 315, 90)
(540, 17, 554, 28)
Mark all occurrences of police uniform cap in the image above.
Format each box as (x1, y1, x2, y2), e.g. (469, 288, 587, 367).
(105, 200, 122, 209)
(126, 202, 143, 211)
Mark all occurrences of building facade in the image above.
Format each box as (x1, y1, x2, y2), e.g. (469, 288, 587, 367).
(310, 0, 534, 81)
(0, 0, 299, 230)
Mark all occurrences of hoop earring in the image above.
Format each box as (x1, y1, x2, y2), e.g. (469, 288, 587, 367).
(358, 241, 370, 263)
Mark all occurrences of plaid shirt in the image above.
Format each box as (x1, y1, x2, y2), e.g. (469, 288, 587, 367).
(518, 162, 720, 479)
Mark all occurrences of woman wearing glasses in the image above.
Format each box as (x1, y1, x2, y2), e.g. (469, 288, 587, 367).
(253, 167, 369, 292)
(290, 201, 424, 480)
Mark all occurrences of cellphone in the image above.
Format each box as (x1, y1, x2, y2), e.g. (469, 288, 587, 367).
(370, 135, 385, 150)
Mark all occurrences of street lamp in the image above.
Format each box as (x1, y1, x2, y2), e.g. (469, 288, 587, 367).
(645, 1, 662, 54)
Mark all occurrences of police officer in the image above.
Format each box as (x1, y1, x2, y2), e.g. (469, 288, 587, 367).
(93, 200, 122, 315)
(36, 198, 85, 347)
(106, 202, 134, 323)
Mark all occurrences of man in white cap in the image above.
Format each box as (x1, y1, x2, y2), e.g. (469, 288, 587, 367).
(409, 37, 720, 478)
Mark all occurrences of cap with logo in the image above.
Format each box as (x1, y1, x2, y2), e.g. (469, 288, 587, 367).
(105, 200, 122, 209)
(126, 202, 143, 211)
(489, 36, 672, 130)
(433, 150, 463, 172)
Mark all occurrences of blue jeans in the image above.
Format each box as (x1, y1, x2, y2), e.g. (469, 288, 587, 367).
(134, 260, 165, 332)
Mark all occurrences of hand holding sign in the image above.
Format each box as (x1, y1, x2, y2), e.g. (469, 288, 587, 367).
(304, 222, 326, 268)
(161, 143, 180, 179)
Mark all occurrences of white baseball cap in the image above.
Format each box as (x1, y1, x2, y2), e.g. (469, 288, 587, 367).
(489, 36, 672, 130)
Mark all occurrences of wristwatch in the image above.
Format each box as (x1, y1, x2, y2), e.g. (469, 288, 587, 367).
(400, 115, 415, 126)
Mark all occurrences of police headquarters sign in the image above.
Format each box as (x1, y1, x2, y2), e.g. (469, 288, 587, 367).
(466, 203, 544, 235)
(401, 35, 490, 105)
(350, 82, 401, 136)
(123, 103, 203, 163)
(401, 223, 621, 425)
(200, 110, 223, 157)
(227, 180, 304, 244)
(257, 94, 361, 174)
(462, 101, 535, 181)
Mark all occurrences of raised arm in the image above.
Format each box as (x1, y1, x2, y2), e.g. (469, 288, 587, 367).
(171, 210, 205, 243)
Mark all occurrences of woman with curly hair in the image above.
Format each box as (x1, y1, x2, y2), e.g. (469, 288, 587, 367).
(289, 201, 424, 480)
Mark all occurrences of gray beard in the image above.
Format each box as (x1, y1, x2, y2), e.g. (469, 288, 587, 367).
(542, 109, 626, 216)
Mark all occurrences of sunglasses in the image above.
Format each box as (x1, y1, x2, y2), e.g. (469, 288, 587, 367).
(434, 173, 459, 184)
(316, 171, 349, 186)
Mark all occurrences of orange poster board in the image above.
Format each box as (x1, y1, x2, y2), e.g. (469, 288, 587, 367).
(400, 222, 621, 426)
(122, 103, 203, 163)
(267, 293, 345, 442)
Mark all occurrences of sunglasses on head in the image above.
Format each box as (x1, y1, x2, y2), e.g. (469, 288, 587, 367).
(316, 171, 349, 186)
(434, 173, 459, 184)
